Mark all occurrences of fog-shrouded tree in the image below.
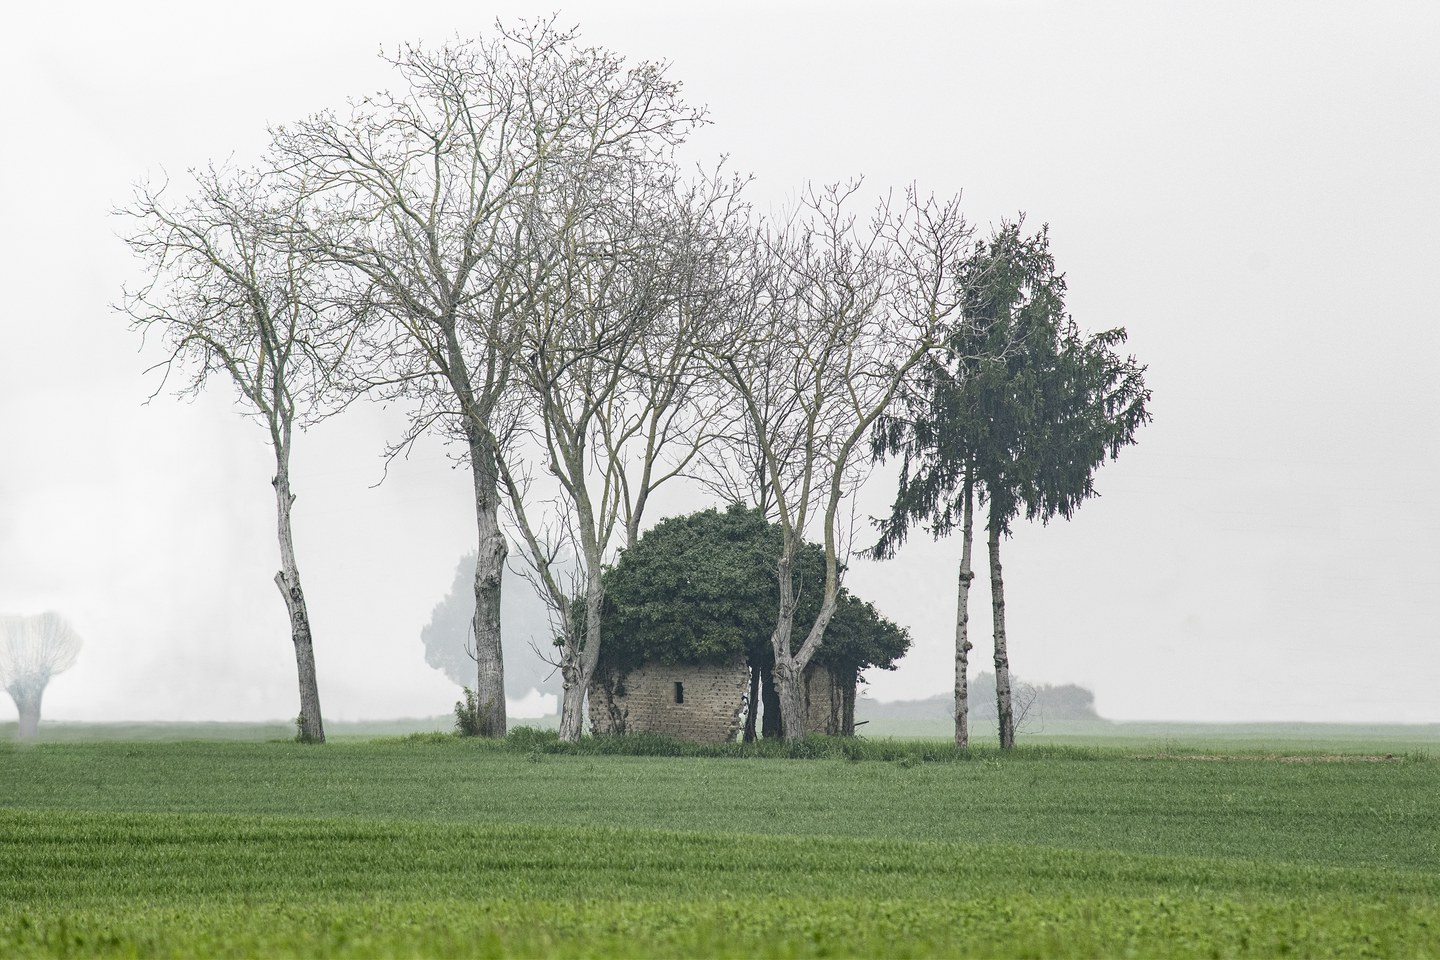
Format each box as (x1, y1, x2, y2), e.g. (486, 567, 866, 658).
(874, 220, 1150, 749)
(1, 612, 83, 739)
(497, 167, 745, 741)
(120, 165, 341, 743)
(707, 183, 971, 740)
(966, 672, 1099, 725)
(421, 552, 563, 703)
(273, 20, 703, 737)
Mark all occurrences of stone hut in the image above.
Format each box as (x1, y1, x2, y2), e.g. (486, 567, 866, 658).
(588, 659, 856, 742)
(589, 504, 910, 742)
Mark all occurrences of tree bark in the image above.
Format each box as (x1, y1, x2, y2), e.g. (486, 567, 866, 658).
(557, 664, 590, 740)
(557, 561, 605, 742)
(767, 548, 805, 740)
(770, 548, 841, 741)
(773, 657, 807, 741)
(954, 473, 975, 750)
(988, 516, 1014, 750)
(272, 448, 325, 744)
(467, 427, 508, 739)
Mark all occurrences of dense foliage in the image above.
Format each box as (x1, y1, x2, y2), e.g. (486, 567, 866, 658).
(875, 221, 1151, 548)
(598, 505, 909, 676)
(872, 221, 1151, 748)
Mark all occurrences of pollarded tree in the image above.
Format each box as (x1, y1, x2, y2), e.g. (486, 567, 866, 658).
(874, 220, 1150, 749)
(597, 505, 910, 738)
(274, 20, 703, 737)
(0, 612, 83, 739)
(120, 165, 340, 743)
(710, 184, 970, 739)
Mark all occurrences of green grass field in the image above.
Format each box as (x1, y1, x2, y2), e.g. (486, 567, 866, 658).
(2, 727, 1437, 957)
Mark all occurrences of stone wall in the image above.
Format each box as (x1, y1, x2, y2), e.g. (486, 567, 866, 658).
(589, 661, 749, 742)
(802, 662, 857, 736)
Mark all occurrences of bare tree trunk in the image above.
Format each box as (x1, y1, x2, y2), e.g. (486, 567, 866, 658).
(557, 562, 604, 742)
(770, 546, 844, 741)
(775, 603, 840, 740)
(11, 689, 41, 739)
(272, 447, 325, 744)
(954, 474, 975, 750)
(988, 516, 1014, 750)
(743, 666, 759, 742)
(773, 657, 807, 741)
(468, 428, 508, 739)
(557, 666, 589, 740)
(767, 547, 804, 740)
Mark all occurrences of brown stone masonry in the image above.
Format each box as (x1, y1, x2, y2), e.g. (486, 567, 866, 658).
(589, 661, 749, 742)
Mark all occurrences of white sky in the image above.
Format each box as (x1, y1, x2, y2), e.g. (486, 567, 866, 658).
(2, 1, 1437, 725)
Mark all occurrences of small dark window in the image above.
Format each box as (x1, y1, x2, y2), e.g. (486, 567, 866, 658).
(674, 682, 685, 705)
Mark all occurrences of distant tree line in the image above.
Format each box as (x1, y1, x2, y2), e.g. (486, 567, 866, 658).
(966, 672, 1099, 725)
(858, 673, 1100, 726)
(119, 17, 1148, 746)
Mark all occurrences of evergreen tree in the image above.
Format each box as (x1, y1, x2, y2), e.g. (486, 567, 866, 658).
(874, 220, 1150, 748)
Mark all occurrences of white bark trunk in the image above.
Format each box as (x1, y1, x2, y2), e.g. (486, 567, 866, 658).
(954, 474, 975, 750)
(988, 517, 1014, 750)
(768, 550, 807, 741)
(743, 666, 760, 742)
(273, 447, 325, 744)
(557, 562, 604, 742)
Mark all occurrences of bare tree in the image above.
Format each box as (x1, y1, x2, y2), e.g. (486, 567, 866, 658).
(712, 184, 971, 739)
(1, 612, 83, 739)
(499, 167, 744, 741)
(603, 169, 750, 552)
(120, 165, 339, 743)
(274, 20, 701, 737)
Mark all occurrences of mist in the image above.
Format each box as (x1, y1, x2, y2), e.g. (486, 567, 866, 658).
(2, 2, 1437, 727)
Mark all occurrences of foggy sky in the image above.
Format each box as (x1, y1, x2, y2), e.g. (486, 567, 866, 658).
(2, 1, 1437, 724)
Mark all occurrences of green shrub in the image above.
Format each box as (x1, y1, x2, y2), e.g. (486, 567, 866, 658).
(453, 688, 482, 737)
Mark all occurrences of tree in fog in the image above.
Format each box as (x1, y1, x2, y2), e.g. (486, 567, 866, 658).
(273, 20, 701, 737)
(0, 612, 82, 739)
(874, 221, 1149, 749)
(498, 169, 743, 741)
(421, 553, 562, 702)
(709, 184, 970, 739)
(120, 166, 340, 743)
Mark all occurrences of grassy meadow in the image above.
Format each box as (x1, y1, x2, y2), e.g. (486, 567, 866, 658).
(1, 725, 1437, 957)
